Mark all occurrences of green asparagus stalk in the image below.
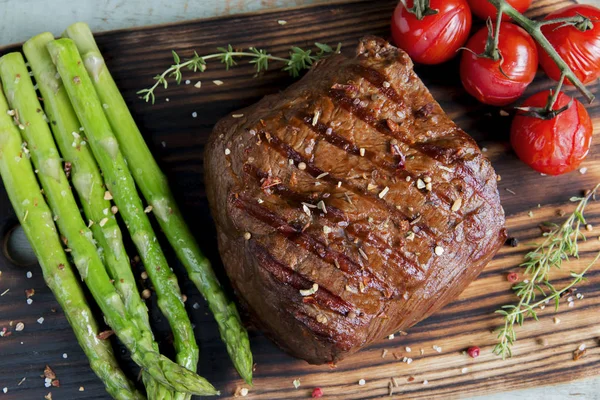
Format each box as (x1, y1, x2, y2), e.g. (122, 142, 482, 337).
(0, 52, 217, 397)
(46, 38, 203, 387)
(64, 22, 253, 384)
(0, 78, 143, 400)
(23, 33, 176, 400)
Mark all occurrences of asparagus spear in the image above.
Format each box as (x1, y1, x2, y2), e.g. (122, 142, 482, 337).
(0, 52, 217, 397)
(64, 22, 253, 384)
(46, 38, 203, 385)
(23, 33, 175, 400)
(0, 79, 143, 400)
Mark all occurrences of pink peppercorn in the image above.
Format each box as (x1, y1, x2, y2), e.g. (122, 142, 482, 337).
(312, 387, 323, 398)
(507, 272, 519, 283)
(467, 346, 480, 358)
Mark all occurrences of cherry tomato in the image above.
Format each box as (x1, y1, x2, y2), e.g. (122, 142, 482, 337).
(391, 0, 472, 65)
(511, 91, 593, 175)
(460, 22, 538, 106)
(468, 0, 532, 21)
(538, 5, 600, 85)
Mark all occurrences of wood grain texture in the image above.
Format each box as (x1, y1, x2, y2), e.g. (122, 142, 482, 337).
(1, 0, 600, 399)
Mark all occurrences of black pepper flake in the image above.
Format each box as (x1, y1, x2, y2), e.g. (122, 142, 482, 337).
(539, 222, 555, 234)
(414, 103, 434, 119)
(64, 162, 72, 179)
(505, 237, 519, 247)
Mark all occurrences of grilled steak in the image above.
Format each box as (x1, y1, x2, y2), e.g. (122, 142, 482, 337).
(205, 36, 506, 364)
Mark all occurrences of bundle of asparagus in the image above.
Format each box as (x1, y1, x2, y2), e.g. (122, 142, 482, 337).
(0, 80, 144, 400)
(0, 22, 252, 399)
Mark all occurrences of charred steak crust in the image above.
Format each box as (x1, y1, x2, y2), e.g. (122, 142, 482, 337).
(206, 36, 506, 364)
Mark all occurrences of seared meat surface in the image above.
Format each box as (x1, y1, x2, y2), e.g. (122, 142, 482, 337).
(205, 36, 506, 364)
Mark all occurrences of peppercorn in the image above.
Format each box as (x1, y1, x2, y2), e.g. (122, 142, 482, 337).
(467, 346, 480, 358)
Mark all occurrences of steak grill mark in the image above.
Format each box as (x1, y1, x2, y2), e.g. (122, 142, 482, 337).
(244, 163, 426, 283)
(296, 113, 456, 209)
(251, 242, 358, 317)
(255, 130, 438, 238)
(231, 194, 397, 297)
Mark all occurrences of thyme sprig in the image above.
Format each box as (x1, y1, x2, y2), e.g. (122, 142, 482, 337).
(494, 184, 600, 358)
(138, 42, 342, 104)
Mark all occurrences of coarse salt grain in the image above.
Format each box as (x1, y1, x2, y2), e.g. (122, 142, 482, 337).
(26, 298, 33, 305)
(358, 379, 366, 386)
(433, 345, 442, 353)
(405, 346, 412, 352)
(360, 148, 365, 157)
(299, 283, 318, 296)
(15, 322, 24, 331)
(461, 367, 468, 374)
(225, 148, 231, 155)
(194, 81, 202, 88)
(580, 167, 588, 174)
(2, 387, 7, 393)
(213, 80, 224, 86)
(451, 198, 462, 212)
(63, 353, 68, 359)
(423, 380, 429, 385)
(388, 334, 395, 340)
(185, 80, 191, 85)
(240, 388, 249, 396)
(37, 317, 44, 324)
(579, 343, 586, 351)
(434, 246, 444, 256)
(278, 20, 287, 25)
(554, 317, 561, 324)
(379, 186, 390, 199)
(192, 112, 198, 118)
(26, 271, 32, 278)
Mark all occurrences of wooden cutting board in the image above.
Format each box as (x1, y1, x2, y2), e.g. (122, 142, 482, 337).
(1, 0, 599, 398)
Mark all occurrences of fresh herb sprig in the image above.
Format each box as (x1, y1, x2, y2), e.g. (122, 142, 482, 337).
(138, 42, 342, 104)
(494, 184, 600, 358)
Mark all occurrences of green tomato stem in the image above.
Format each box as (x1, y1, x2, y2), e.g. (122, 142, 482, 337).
(487, 0, 595, 104)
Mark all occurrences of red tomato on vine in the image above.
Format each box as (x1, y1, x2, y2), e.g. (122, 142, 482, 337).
(511, 91, 593, 176)
(460, 22, 538, 106)
(538, 5, 600, 85)
(391, 0, 472, 65)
